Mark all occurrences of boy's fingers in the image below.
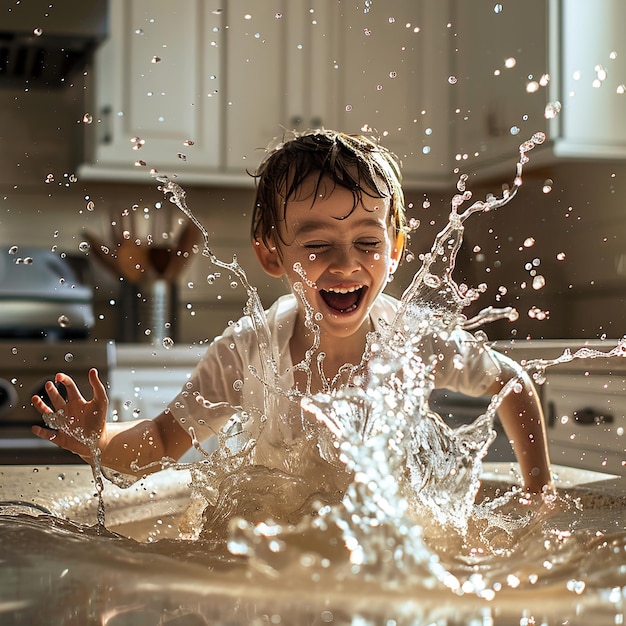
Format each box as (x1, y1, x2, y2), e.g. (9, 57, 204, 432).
(88, 368, 108, 404)
(31, 395, 51, 414)
(55, 373, 85, 404)
(43, 380, 66, 409)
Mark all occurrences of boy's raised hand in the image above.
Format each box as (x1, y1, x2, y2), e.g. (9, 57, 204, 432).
(31, 368, 109, 463)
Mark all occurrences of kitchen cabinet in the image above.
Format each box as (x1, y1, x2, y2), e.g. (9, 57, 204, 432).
(551, 0, 626, 159)
(225, 1, 457, 187)
(495, 339, 626, 477)
(452, 0, 550, 175)
(223, 0, 339, 173)
(543, 372, 626, 477)
(79, 0, 229, 184)
(109, 344, 201, 423)
(80, 1, 626, 188)
(332, 1, 455, 188)
(79, 0, 458, 188)
(452, 0, 626, 179)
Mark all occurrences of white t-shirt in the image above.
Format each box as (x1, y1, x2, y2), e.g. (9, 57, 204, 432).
(168, 293, 502, 444)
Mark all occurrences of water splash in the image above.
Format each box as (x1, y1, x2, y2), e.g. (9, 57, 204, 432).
(35, 133, 626, 612)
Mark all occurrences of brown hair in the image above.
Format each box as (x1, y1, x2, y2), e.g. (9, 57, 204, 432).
(250, 129, 407, 249)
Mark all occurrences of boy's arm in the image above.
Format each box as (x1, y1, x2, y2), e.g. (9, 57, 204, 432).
(486, 354, 554, 494)
(32, 368, 192, 477)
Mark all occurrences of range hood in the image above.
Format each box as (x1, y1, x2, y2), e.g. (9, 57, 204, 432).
(0, 0, 108, 88)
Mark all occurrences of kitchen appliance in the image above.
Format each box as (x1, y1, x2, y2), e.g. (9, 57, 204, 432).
(0, 247, 109, 463)
(0, 0, 108, 88)
(0, 340, 113, 464)
(0, 246, 94, 339)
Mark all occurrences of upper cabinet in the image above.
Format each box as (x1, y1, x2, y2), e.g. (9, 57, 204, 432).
(80, 0, 226, 183)
(452, 0, 626, 178)
(452, 0, 550, 175)
(79, 1, 626, 188)
(80, 0, 458, 188)
(551, 0, 626, 159)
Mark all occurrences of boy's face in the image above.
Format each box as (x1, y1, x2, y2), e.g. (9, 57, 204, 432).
(255, 176, 403, 340)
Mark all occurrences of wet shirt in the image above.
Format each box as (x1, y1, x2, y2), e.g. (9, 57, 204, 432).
(167, 293, 502, 444)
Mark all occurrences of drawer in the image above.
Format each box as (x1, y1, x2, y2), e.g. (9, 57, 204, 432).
(542, 373, 626, 475)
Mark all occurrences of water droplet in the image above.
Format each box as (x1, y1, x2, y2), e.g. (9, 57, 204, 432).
(64, 353, 74, 363)
(58, 315, 70, 328)
(532, 275, 546, 290)
(423, 274, 441, 288)
(363, 28, 371, 36)
(86, 200, 95, 211)
(523, 237, 535, 248)
(177, 153, 187, 161)
(33, 27, 43, 36)
(542, 179, 553, 194)
(504, 57, 516, 69)
(556, 252, 566, 261)
(448, 76, 458, 85)
(544, 101, 561, 119)
(494, 3, 503, 13)
(389, 71, 397, 79)
(162, 337, 174, 349)
(82, 113, 93, 124)
(78, 241, 90, 253)
(232, 379, 243, 392)
(345, 104, 353, 112)
(8, 245, 18, 255)
(151, 56, 161, 63)
(184, 139, 195, 146)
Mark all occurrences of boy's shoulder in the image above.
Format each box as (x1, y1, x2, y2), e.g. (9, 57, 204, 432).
(372, 292, 400, 327)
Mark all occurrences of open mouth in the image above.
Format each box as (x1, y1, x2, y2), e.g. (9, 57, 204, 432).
(319, 286, 365, 314)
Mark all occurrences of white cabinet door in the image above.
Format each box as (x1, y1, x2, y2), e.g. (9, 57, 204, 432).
(225, 1, 456, 188)
(82, 0, 222, 180)
(542, 373, 626, 476)
(223, 0, 339, 172)
(552, 0, 626, 159)
(452, 0, 549, 177)
(334, 1, 454, 189)
(109, 365, 192, 422)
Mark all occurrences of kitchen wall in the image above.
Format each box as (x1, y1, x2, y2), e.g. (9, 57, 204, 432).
(2, 92, 625, 346)
(1, 1, 626, 346)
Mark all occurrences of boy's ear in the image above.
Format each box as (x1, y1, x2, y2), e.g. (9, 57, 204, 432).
(389, 230, 405, 274)
(253, 238, 284, 278)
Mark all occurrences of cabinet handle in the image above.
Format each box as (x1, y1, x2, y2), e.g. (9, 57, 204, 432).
(572, 407, 614, 425)
(100, 105, 112, 145)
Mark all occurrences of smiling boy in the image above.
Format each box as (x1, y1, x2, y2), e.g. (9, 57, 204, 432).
(32, 129, 553, 494)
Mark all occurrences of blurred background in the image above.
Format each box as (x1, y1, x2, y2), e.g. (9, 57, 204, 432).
(0, 0, 625, 471)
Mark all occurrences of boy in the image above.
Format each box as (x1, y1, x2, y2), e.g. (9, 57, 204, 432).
(32, 129, 553, 494)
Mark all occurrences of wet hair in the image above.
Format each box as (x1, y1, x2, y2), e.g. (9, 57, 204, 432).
(250, 129, 407, 249)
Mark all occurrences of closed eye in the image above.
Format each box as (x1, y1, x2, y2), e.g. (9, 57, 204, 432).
(303, 242, 331, 250)
(355, 240, 382, 251)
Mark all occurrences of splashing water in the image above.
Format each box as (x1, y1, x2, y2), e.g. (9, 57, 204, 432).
(9, 132, 626, 624)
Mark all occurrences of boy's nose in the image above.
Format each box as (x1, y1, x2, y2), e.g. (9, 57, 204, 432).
(329, 245, 360, 274)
